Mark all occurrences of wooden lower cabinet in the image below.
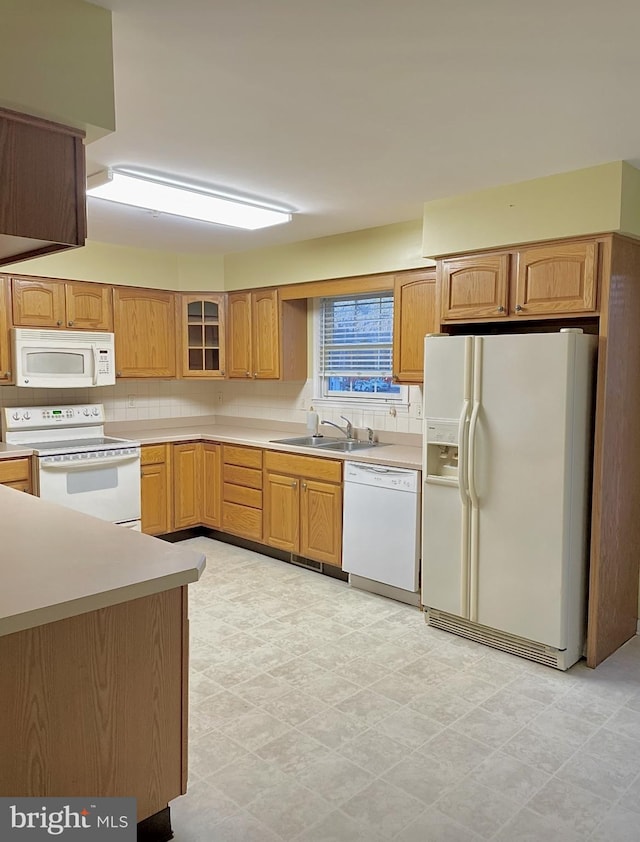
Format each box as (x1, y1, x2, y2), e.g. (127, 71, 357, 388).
(222, 445, 263, 541)
(0, 587, 188, 822)
(141, 444, 171, 535)
(0, 457, 32, 493)
(201, 442, 222, 528)
(173, 442, 202, 530)
(264, 451, 343, 567)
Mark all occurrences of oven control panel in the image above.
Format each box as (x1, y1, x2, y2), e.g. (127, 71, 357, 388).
(3, 404, 105, 431)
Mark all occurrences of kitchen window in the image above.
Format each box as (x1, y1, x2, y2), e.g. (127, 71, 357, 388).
(314, 292, 407, 405)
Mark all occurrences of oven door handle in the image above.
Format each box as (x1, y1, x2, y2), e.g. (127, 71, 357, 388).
(40, 454, 140, 470)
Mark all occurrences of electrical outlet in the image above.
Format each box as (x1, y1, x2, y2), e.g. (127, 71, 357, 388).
(415, 403, 423, 419)
(127, 395, 136, 408)
(216, 392, 223, 405)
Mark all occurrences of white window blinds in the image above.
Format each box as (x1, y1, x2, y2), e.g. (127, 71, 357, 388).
(319, 292, 394, 377)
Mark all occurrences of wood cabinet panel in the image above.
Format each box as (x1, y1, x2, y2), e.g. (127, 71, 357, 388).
(201, 443, 222, 528)
(0, 457, 30, 484)
(65, 281, 113, 330)
(227, 292, 252, 378)
(228, 289, 306, 381)
(113, 287, 176, 377)
(141, 445, 170, 536)
(252, 288, 279, 379)
(0, 108, 86, 265)
(3, 479, 31, 493)
(264, 472, 300, 552)
(514, 242, 598, 315)
(0, 275, 11, 382)
(0, 588, 186, 821)
(223, 464, 263, 489)
(264, 451, 342, 483)
(180, 294, 226, 378)
(300, 479, 342, 567)
(440, 254, 509, 321)
(173, 442, 202, 530)
(223, 445, 263, 469)
(12, 277, 66, 327)
(393, 269, 437, 383)
(223, 483, 262, 508)
(222, 501, 263, 541)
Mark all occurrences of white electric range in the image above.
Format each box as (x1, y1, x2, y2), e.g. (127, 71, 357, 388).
(2, 404, 141, 529)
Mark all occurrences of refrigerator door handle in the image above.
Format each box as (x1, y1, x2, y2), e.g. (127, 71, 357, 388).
(468, 336, 482, 622)
(457, 399, 470, 506)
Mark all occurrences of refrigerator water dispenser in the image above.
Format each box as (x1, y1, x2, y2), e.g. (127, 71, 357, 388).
(425, 420, 459, 481)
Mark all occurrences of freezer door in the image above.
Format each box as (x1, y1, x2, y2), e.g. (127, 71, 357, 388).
(469, 331, 594, 649)
(422, 334, 473, 617)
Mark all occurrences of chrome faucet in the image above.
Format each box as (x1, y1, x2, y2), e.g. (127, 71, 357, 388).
(321, 415, 355, 440)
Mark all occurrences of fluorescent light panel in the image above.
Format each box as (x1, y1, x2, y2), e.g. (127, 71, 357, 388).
(86, 169, 291, 230)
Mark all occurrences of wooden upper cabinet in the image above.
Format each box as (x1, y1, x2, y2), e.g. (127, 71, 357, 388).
(179, 294, 226, 378)
(11, 277, 112, 330)
(228, 288, 306, 381)
(12, 278, 66, 327)
(65, 281, 113, 330)
(0, 276, 11, 382)
(393, 269, 437, 383)
(113, 287, 177, 377)
(252, 288, 279, 379)
(514, 241, 598, 316)
(440, 254, 509, 321)
(0, 108, 86, 266)
(227, 292, 253, 378)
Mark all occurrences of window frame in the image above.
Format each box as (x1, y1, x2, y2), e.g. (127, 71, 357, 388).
(312, 295, 409, 409)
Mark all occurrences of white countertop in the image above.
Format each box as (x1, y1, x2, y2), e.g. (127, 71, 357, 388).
(0, 485, 205, 637)
(0, 419, 423, 470)
(106, 421, 423, 471)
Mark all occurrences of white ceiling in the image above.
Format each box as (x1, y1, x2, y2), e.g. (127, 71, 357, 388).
(87, 0, 640, 256)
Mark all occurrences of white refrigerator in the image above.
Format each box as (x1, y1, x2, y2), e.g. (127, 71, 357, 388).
(421, 329, 596, 670)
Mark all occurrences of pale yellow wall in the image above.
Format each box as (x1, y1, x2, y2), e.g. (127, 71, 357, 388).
(4, 241, 225, 291)
(224, 219, 433, 289)
(620, 161, 640, 239)
(0, 0, 114, 142)
(422, 162, 627, 257)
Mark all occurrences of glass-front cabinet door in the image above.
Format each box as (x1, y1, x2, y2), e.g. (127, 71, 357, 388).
(180, 294, 226, 377)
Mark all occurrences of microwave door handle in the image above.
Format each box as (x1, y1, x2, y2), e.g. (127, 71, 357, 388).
(92, 345, 99, 386)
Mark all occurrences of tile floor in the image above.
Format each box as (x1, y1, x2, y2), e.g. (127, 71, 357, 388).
(170, 537, 640, 841)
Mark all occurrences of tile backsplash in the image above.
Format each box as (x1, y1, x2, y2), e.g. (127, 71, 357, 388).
(0, 378, 423, 437)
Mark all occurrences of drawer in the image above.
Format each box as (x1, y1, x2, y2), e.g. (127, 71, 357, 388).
(2, 480, 31, 493)
(264, 450, 342, 483)
(141, 444, 168, 466)
(223, 483, 262, 509)
(223, 445, 263, 469)
(0, 458, 30, 484)
(223, 464, 263, 490)
(222, 501, 263, 541)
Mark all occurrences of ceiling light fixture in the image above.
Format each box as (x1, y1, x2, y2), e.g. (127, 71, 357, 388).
(86, 169, 292, 230)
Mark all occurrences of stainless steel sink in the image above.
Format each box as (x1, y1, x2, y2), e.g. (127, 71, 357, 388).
(269, 435, 342, 448)
(316, 440, 386, 453)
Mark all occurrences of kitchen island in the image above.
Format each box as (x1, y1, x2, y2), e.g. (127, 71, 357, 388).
(0, 486, 205, 840)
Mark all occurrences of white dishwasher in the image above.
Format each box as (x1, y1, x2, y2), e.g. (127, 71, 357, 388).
(342, 461, 421, 605)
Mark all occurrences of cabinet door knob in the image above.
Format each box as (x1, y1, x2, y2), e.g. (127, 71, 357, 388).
(253, 373, 257, 379)
(116, 371, 122, 377)
(392, 375, 399, 382)
(2, 371, 9, 379)
(220, 370, 225, 376)
(302, 482, 307, 490)
(291, 480, 297, 488)
(245, 371, 251, 377)
(497, 305, 505, 313)
(56, 320, 63, 326)
(515, 304, 523, 312)
(68, 320, 74, 326)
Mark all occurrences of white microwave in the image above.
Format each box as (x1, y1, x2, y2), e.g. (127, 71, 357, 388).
(12, 328, 116, 388)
